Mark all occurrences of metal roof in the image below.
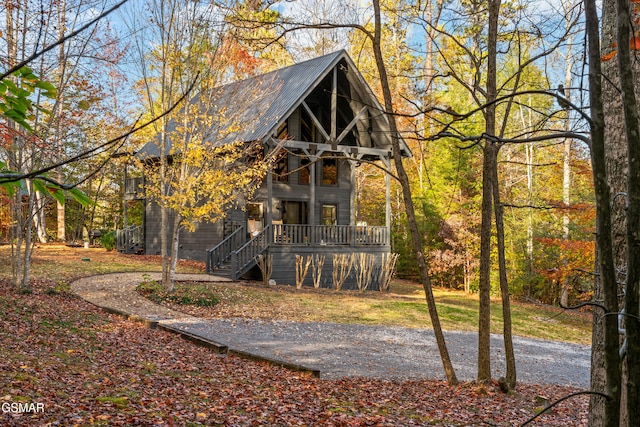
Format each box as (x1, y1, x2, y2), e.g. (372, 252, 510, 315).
(138, 50, 411, 158)
(222, 50, 346, 143)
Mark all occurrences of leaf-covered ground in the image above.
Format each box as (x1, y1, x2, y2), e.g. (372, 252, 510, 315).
(0, 277, 589, 426)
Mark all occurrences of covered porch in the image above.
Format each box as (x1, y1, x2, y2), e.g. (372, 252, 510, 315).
(260, 138, 394, 234)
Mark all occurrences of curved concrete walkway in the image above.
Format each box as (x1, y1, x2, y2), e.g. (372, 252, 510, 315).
(72, 272, 224, 324)
(71, 272, 320, 375)
(71, 273, 591, 387)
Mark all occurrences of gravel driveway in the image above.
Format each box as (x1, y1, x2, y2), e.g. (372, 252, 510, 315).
(72, 273, 591, 388)
(166, 317, 591, 388)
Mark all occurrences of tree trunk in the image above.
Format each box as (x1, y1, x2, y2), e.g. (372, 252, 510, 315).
(372, 0, 458, 386)
(477, 0, 501, 383)
(160, 126, 171, 290)
(615, 0, 640, 420)
(56, 0, 67, 242)
(492, 163, 516, 389)
(19, 180, 36, 291)
(560, 44, 573, 306)
(168, 215, 182, 293)
(560, 133, 572, 307)
(33, 191, 48, 243)
(5, 0, 33, 291)
(585, 0, 621, 423)
(56, 189, 65, 241)
(526, 142, 534, 277)
(477, 143, 495, 382)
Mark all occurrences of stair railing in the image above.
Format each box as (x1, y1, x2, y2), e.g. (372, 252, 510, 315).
(206, 225, 246, 273)
(231, 224, 271, 280)
(117, 225, 143, 253)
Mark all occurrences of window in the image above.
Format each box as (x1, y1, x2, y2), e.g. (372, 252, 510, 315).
(274, 153, 288, 182)
(322, 204, 337, 225)
(247, 203, 263, 220)
(277, 121, 289, 140)
(300, 108, 315, 142)
(298, 157, 310, 185)
(321, 157, 337, 185)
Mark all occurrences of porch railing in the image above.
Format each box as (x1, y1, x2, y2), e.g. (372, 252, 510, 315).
(206, 225, 245, 273)
(272, 224, 388, 246)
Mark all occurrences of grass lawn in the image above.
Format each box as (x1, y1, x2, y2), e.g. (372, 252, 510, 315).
(0, 244, 590, 426)
(139, 276, 592, 345)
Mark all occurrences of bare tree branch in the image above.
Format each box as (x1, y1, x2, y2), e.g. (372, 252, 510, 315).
(0, 0, 130, 81)
(520, 391, 610, 426)
(0, 74, 200, 185)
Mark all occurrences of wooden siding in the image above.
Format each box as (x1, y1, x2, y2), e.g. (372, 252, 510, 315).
(251, 156, 353, 226)
(144, 202, 226, 262)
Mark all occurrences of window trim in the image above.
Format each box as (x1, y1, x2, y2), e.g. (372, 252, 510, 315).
(321, 203, 338, 226)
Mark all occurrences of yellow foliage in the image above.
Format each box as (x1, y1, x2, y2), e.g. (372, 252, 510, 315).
(140, 95, 269, 234)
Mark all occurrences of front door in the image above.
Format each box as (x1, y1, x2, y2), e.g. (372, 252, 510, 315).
(282, 201, 308, 224)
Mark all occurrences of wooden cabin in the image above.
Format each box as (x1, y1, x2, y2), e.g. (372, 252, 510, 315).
(119, 50, 410, 289)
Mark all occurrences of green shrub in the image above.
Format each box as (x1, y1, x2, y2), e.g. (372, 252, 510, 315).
(136, 280, 219, 307)
(101, 230, 117, 251)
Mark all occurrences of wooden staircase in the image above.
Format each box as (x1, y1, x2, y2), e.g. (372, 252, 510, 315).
(117, 225, 144, 254)
(208, 261, 233, 279)
(206, 225, 271, 280)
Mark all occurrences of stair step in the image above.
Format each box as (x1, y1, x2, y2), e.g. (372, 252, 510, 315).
(209, 262, 232, 278)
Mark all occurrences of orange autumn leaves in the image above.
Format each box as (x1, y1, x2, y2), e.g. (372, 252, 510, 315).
(601, 0, 640, 62)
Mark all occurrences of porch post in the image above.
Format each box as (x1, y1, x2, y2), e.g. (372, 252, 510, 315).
(266, 162, 273, 228)
(349, 152, 358, 227)
(306, 145, 319, 244)
(309, 154, 316, 232)
(309, 160, 317, 225)
(331, 67, 337, 143)
(383, 156, 391, 235)
(123, 163, 128, 228)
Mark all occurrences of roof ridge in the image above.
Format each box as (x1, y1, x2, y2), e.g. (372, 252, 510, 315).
(225, 49, 346, 87)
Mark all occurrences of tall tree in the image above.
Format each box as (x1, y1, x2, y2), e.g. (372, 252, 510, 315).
(475, 0, 502, 383)
(559, 0, 580, 308)
(623, 106, 640, 426)
(127, 0, 272, 290)
(1, 0, 71, 287)
(584, 0, 622, 422)
(369, 0, 459, 385)
(589, 0, 640, 422)
(417, 0, 582, 387)
(615, 0, 640, 420)
(125, 0, 203, 289)
(141, 122, 267, 289)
